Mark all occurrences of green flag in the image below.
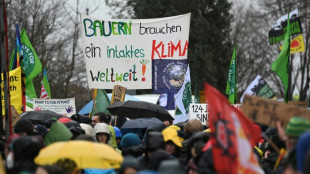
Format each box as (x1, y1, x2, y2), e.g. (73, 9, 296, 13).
(20, 29, 42, 82)
(25, 81, 37, 108)
(90, 89, 111, 118)
(271, 14, 290, 103)
(226, 46, 237, 104)
(40, 68, 51, 99)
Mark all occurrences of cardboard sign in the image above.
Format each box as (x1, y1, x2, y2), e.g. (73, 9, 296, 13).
(288, 101, 308, 108)
(242, 95, 310, 127)
(11, 105, 20, 134)
(111, 85, 126, 104)
(33, 98, 76, 117)
(189, 104, 208, 125)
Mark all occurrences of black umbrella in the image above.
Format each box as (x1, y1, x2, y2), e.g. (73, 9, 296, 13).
(107, 100, 174, 121)
(121, 117, 164, 129)
(21, 110, 63, 124)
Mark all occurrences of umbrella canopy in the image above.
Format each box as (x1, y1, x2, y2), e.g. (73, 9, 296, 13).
(21, 110, 63, 124)
(107, 100, 174, 121)
(121, 117, 164, 129)
(35, 140, 123, 169)
(78, 94, 140, 115)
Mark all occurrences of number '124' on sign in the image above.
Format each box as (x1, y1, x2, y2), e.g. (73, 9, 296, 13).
(191, 104, 207, 113)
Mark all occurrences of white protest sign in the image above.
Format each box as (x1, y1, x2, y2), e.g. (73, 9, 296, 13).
(33, 98, 76, 117)
(80, 13, 190, 89)
(189, 104, 208, 125)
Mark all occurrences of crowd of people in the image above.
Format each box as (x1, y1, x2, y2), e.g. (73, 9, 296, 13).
(1, 111, 310, 174)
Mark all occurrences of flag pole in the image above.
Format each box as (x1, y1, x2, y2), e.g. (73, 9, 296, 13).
(0, 0, 10, 137)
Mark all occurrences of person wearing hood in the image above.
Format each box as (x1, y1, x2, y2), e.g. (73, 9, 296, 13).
(114, 126, 122, 149)
(94, 123, 110, 144)
(118, 155, 141, 174)
(147, 149, 174, 171)
(121, 133, 144, 158)
(161, 127, 182, 158)
(80, 123, 96, 141)
(138, 132, 165, 169)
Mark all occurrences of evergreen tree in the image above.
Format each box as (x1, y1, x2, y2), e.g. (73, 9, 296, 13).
(126, 0, 233, 93)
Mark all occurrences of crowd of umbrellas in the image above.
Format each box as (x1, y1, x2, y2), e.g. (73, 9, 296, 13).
(15, 100, 174, 171)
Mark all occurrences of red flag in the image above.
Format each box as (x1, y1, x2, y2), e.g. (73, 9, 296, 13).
(204, 83, 263, 174)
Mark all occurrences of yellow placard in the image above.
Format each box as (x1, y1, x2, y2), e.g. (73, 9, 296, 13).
(279, 34, 305, 54)
(2, 67, 23, 115)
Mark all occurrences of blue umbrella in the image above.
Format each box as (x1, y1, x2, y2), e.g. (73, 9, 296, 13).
(79, 94, 140, 115)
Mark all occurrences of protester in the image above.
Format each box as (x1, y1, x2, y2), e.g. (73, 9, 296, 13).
(161, 127, 182, 157)
(273, 117, 310, 173)
(92, 112, 109, 126)
(94, 123, 110, 144)
(14, 119, 34, 136)
(10, 136, 43, 174)
(296, 131, 310, 173)
(113, 126, 122, 149)
(80, 123, 96, 141)
(118, 155, 141, 174)
(139, 132, 165, 169)
(158, 159, 185, 174)
(5, 135, 20, 172)
(121, 133, 143, 157)
(147, 149, 173, 171)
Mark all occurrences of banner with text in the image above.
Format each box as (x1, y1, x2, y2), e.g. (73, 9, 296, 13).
(1, 67, 23, 115)
(269, 9, 303, 44)
(33, 98, 76, 117)
(81, 13, 191, 90)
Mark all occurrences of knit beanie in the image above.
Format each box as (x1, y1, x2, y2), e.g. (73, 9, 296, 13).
(121, 133, 141, 149)
(286, 117, 310, 138)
